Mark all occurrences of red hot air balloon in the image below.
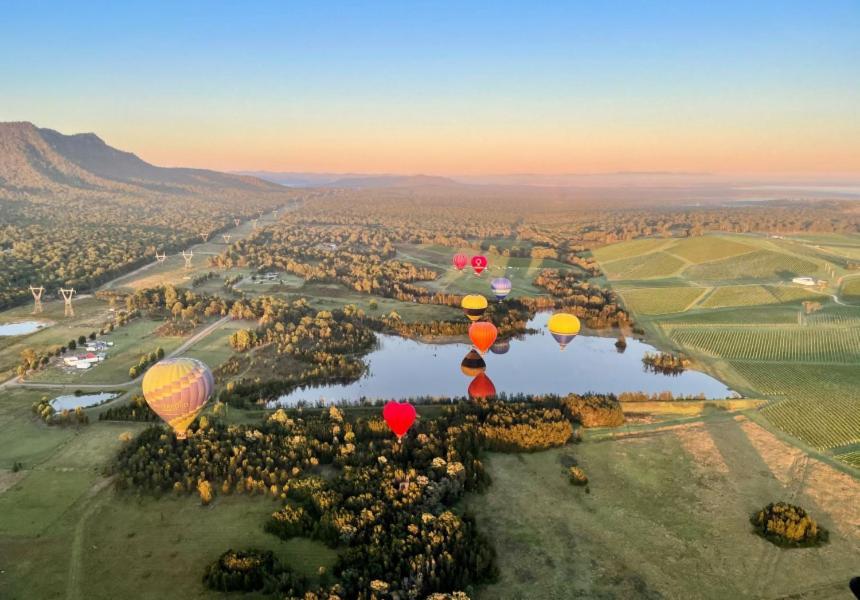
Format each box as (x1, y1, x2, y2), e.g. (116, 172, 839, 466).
(452, 253, 468, 270)
(471, 255, 488, 276)
(468, 373, 496, 399)
(469, 321, 498, 354)
(383, 401, 417, 440)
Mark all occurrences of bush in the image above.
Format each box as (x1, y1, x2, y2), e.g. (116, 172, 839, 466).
(750, 502, 829, 547)
(568, 466, 588, 486)
(202, 549, 306, 594)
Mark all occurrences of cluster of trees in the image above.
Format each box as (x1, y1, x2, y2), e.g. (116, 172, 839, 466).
(99, 394, 159, 422)
(531, 269, 629, 330)
(110, 397, 601, 597)
(128, 347, 164, 379)
(31, 398, 89, 426)
(642, 352, 690, 375)
(122, 285, 229, 322)
(568, 466, 588, 486)
(562, 394, 626, 428)
(203, 549, 307, 595)
(617, 391, 710, 402)
(750, 502, 829, 547)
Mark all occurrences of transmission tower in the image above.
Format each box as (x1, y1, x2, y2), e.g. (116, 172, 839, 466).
(182, 249, 194, 270)
(234, 218, 241, 227)
(200, 231, 210, 243)
(155, 251, 167, 264)
(29, 285, 44, 314)
(258, 210, 264, 219)
(58, 288, 76, 317)
(222, 234, 232, 244)
(251, 219, 258, 229)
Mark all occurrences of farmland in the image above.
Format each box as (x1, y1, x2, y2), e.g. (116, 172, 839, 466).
(595, 233, 860, 461)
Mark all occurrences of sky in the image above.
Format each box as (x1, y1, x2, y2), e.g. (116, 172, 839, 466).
(1, 1, 859, 176)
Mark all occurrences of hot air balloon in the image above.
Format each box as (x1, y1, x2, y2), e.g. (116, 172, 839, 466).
(469, 321, 498, 354)
(383, 401, 417, 440)
(490, 277, 512, 301)
(452, 253, 468, 270)
(468, 373, 496, 399)
(142, 358, 214, 439)
(471, 255, 488, 276)
(490, 340, 510, 355)
(547, 312, 581, 351)
(461, 294, 488, 321)
(460, 350, 487, 377)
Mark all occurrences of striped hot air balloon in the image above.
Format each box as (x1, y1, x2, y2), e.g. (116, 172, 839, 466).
(547, 312, 581, 351)
(142, 358, 214, 439)
(460, 350, 487, 377)
(461, 294, 488, 321)
(452, 253, 468, 270)
(490, 277, 512, 301)
(469, 321, 498, 354)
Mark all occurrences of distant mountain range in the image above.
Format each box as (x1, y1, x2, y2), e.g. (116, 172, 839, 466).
(238, 171, 461, 189)
(0, 122, 282, 195)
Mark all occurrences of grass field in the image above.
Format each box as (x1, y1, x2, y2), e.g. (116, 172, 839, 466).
(593, 233, 860, 463)
(600, 251, 687, 280)
(468, 416, 860, 600)
(616, 286, 707, 315)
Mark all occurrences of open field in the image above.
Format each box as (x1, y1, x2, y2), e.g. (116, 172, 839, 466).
(599, 251, 687, 280)
(616, 286, 707, 315)
(594, 233, 860, 464)
(0, 377, 335, 600)
(469, 416, 860, 600)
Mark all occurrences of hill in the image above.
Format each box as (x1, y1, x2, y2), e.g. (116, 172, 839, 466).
(0, 122, 283, 195)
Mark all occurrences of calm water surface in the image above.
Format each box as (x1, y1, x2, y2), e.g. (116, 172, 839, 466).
(0, 321, 48, 336)
(51, 392, 118, 411)
(274, 313, 733, 406)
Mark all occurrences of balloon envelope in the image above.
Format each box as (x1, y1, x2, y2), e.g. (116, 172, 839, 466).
(471, 255, 488, 276)
(490, 340, 510, 355)
(468, 373, 496, 399)
(383, 401, 417, 440)
(452, 253, 468, 270)
(142, 358, 214, 439)
(460, 349, 487, 377)
(469, 321, 498, 354)
(461, 294, 488, 321)
(547, 312, 581, 350)
(490, 277, 512, 300)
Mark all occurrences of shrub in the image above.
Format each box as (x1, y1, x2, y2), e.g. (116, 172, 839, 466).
(568, 466, 588, 486)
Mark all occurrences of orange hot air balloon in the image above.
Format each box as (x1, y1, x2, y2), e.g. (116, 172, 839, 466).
(452, 253, 468, 270)
(471, 255, 488, 276)
(469, 321, 498, 354)
(142, 358, 214, 439)
(468, 373, 496, 399)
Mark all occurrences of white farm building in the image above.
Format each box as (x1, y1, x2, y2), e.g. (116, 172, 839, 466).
(792, 276, 816, 286)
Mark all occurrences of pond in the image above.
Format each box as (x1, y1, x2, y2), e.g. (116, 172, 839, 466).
(273, 313, 734, 406)
(51, 392, 119, 411)
(0, 320, 49, 336)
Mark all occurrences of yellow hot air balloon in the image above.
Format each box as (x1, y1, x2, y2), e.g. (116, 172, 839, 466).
(461, 294, 488, 321)
(547, 312, 581, 350)
(142, 357, 214, 439)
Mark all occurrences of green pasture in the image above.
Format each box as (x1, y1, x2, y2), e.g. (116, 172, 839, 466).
(470, 423, 860, 600)
(594, 233, 860, 463)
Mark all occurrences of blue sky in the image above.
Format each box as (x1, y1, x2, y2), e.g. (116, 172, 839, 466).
(2, 1, 858, 174)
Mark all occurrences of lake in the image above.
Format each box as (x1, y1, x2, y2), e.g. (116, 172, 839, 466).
(0, 320, 49, 336)
(51, 392, 119, 411)
(273, 313, 734, 406)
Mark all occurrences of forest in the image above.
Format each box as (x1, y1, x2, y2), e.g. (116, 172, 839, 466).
(110, 395, 621, 598)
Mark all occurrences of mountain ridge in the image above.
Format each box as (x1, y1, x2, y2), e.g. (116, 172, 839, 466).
(0, 122, 284, 195)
